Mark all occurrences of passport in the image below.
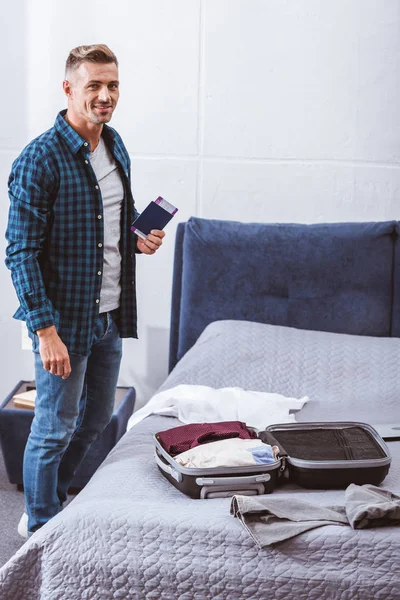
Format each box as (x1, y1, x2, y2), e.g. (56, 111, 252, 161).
(130, 196, 178, 240)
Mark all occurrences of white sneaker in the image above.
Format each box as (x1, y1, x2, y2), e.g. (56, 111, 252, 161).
(17, 512, 28, 539)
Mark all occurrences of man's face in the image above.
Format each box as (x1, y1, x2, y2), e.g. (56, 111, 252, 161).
(64, 61, 119, 125)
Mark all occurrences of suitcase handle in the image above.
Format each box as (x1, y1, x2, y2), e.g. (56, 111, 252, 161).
(154, 449, 183, 483)
(196, 473, 271, 487)
(199, 484, 265, 499)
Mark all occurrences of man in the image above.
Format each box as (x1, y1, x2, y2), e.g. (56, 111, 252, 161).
(5, 44, 165, 537)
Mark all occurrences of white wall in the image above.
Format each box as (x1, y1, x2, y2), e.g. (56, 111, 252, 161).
(1, 0, 399, 408)
(0, 0, 35, 401)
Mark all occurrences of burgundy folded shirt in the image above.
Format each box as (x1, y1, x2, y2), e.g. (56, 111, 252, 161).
(157, 421, 257, 456)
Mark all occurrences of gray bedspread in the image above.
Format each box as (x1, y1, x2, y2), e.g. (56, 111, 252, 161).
(1, 321, 399, 600)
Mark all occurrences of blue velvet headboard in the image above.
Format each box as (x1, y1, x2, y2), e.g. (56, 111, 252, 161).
(169, 217, 400, 372)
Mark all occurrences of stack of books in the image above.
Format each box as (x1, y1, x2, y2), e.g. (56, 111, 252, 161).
(12, 389, 36, 410)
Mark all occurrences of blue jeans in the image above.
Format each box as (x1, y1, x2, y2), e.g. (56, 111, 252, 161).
(24, 310, 122, 534)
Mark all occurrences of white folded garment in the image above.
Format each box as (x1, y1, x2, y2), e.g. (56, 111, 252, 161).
(174, 438, 277, 469)
(127, 384, 308, 431)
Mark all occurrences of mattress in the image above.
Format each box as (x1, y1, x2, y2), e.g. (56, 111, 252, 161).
(0, 321, 399, 599)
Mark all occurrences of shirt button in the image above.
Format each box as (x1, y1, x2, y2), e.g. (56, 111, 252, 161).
(97, 271, 102, 276)
(95, 185, 99, 190)
(97, 215, 102, 219)
(98, 243, 103, 248)
(85, 160, 89, 164)
(84, 142, 88, 147)
(95, 299, 100, 304)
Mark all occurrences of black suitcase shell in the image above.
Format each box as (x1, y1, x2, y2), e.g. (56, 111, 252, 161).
(260, 421, 391, 489)
(154, 434, 281, 499)
(155, 421, 391, 498)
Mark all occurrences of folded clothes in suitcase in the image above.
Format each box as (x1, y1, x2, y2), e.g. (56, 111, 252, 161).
(154, 421, 280, 499)
(154, 421, 391, 499)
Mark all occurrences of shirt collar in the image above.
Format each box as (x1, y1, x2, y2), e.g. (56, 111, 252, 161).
(54, 109, 117, 154)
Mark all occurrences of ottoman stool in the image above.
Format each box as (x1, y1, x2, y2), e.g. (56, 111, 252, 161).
(0, 381, 136, 491)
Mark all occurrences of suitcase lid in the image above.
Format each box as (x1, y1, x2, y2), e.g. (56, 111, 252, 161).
(262, 421, 392, 470)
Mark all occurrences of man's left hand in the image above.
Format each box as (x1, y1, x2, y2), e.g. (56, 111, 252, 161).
(136, 229, 165, 254)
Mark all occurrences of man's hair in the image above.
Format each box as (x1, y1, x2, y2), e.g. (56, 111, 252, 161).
(65, 44, 118, 77)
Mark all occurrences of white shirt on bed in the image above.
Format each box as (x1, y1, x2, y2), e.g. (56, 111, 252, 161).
(127, 384, 308, 431)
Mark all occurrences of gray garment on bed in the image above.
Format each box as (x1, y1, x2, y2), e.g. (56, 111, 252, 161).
(231, 483, 400, 547)
(345, 483, 400, 529)
(231, 495, 348, 546)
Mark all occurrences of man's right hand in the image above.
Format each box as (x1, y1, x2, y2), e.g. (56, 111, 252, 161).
(37, 325, 71, 379)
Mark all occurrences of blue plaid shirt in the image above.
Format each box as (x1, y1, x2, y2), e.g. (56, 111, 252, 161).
(6, 110, 140, 355)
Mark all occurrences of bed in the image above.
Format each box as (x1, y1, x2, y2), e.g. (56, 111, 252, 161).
(0, 217, 399, 599)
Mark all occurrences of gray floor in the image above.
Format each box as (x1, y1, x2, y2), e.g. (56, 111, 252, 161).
(0, 451, 25, 568)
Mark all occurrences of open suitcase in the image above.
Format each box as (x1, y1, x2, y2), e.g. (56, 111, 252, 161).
(154, 421, 391, 499)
